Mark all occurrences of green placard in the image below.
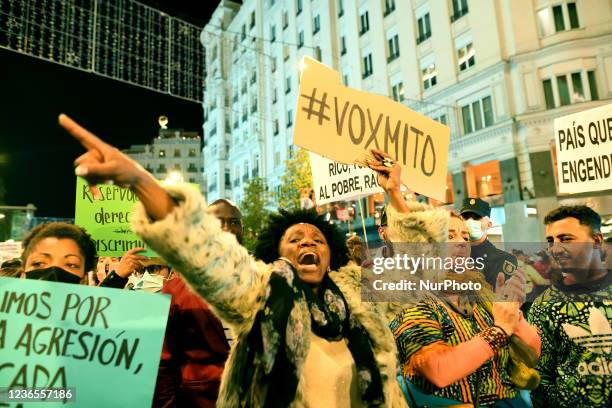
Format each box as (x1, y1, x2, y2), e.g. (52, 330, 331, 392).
(74, 178, 152, 257)
(0, 277, 170, 407)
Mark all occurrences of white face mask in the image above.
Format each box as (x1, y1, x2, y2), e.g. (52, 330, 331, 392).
(465, 218, 485, 241)
(128, 271, 165, 293)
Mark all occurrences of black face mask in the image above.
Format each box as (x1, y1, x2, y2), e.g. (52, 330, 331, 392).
(26, 266, 82, 284)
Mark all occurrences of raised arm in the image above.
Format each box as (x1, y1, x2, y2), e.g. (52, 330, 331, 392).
(60, 114, 263, 330)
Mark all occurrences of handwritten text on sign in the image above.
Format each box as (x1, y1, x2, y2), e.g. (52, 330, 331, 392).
(294, 56, 450, 201)
(310, 152, 383, 205)
(553, 103, 612, 194)
(74, 178, 150, 257)
(0, 277, 170, 407)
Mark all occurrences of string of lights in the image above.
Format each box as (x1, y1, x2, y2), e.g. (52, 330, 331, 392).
(0, 0, 204, 103)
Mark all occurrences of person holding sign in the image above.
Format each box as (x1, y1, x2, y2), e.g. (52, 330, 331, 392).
(363, 150, 540, 408)
(59, 113, 408, 407)
(20, 222, 98, 285)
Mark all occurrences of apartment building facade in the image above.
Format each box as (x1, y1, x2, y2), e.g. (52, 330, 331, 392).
(201, 0, 612, 240)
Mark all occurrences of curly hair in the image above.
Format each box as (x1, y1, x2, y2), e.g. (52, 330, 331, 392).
(254, 209, 349, 270)
(21, 222, 98, 273)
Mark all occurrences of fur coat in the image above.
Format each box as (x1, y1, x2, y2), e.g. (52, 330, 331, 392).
(132, 185, 447, 407)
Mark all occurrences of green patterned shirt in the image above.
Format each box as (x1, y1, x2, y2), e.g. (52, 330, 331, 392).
(528, 276, 611, 407)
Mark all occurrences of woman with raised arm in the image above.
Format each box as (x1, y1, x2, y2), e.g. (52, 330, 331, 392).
(361, 150, 542, 407)
(60, 114, 409, 407)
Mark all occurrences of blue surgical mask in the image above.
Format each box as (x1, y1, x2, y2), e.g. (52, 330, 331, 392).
(465, 218, 484, 241)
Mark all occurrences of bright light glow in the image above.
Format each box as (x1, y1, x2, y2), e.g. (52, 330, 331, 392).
(162, 171, 184, 186)
(297, 58, 307, 73)
(0, 213, 5, 220)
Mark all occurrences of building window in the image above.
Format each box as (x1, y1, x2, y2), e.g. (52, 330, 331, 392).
(387, 34, 400, 62)
(384, 0, 396, 16)
(283, 45, 290, 60)
(588, 71, 599, 100)
(241, 25, 246, 41)
(283, 11, 289, 29)
(157, 164, 167, 173)
(274, 119, 279, 135)
(362, 53, 373, 78)
(338, 0, 344, 17)
(270, 25, 276, 42)
(251, 99, 258, 113)
(271, 57, 277, 73)
(461, 96, 493, 134)
(285, 76, 291, 94)
(296, 0, 302, 15)
(272, 87, 278, 103)
(343, 74, 349, 86)
(457, 43, 475, 71)
(451, 0, 469, 22)
(298, 30, 304, 48)
(359, 11, 370, 35)
(543, 79, 555, 109)
(159, 149, 166, 157)
(435, 114, 448, 125)
(242, 108, 247, 122)
(225, 169, 231, 189)
(391, 82, 404, 102)
(537, 2, 580, 37)
(287, 109, 293, 127)
(340, 36, 347, 55)
(313, 15, 320, 34)
(417, 13, 431, 44)
(174, 149, 181, 157)
(422, 63, 437, 89)
(250, 71, 257, 85)
(250, 11, 255, 29)
(188, 148, 196, 157)
(188, 163, 198, 173)
(543, 70, 599, 108)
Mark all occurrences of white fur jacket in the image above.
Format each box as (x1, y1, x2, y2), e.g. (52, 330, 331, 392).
(132, 185, 448, 407)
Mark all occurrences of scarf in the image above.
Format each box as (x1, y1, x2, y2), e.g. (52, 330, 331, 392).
(239, 258, 384, 407)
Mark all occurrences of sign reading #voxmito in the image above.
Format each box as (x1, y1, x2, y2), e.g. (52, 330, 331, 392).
(309, 152, 383, 205)
(294, 56, 451, 201)
(0, 277, 170, 407)
(553, 103, 612, 194)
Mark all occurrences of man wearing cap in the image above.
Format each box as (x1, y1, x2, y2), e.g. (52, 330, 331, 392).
(460, 197, 518, 290)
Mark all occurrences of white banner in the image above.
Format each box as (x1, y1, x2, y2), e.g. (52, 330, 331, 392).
(0, 240, 22, 265)
(553, 103, 612, 194)
(309, 152, 383, 205)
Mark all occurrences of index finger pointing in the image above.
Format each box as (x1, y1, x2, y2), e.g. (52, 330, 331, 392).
(59, 114, 108, 151)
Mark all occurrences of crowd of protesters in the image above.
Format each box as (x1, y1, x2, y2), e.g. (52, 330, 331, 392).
(0, 114, 609, 407)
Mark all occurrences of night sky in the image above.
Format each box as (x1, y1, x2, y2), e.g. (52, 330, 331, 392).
(0, 1, 217, 218)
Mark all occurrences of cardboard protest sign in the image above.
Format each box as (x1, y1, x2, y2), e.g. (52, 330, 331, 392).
(294, 56, 451, 201)
(309, 152, 383, 205)
(553, 103, 612, 194)
(0, 277, 170, 407)
(74, 177, 150, 257)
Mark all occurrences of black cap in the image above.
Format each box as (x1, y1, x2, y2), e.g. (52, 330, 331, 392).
(379, 208, 388, 226)
(460, 197, 491, 218)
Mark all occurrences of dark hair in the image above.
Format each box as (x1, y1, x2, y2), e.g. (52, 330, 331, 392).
(21, 222, 98, 272)
(255, 209, 349, 270)
(210, 198, 242, 215)
(544, 205, 602, 234)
